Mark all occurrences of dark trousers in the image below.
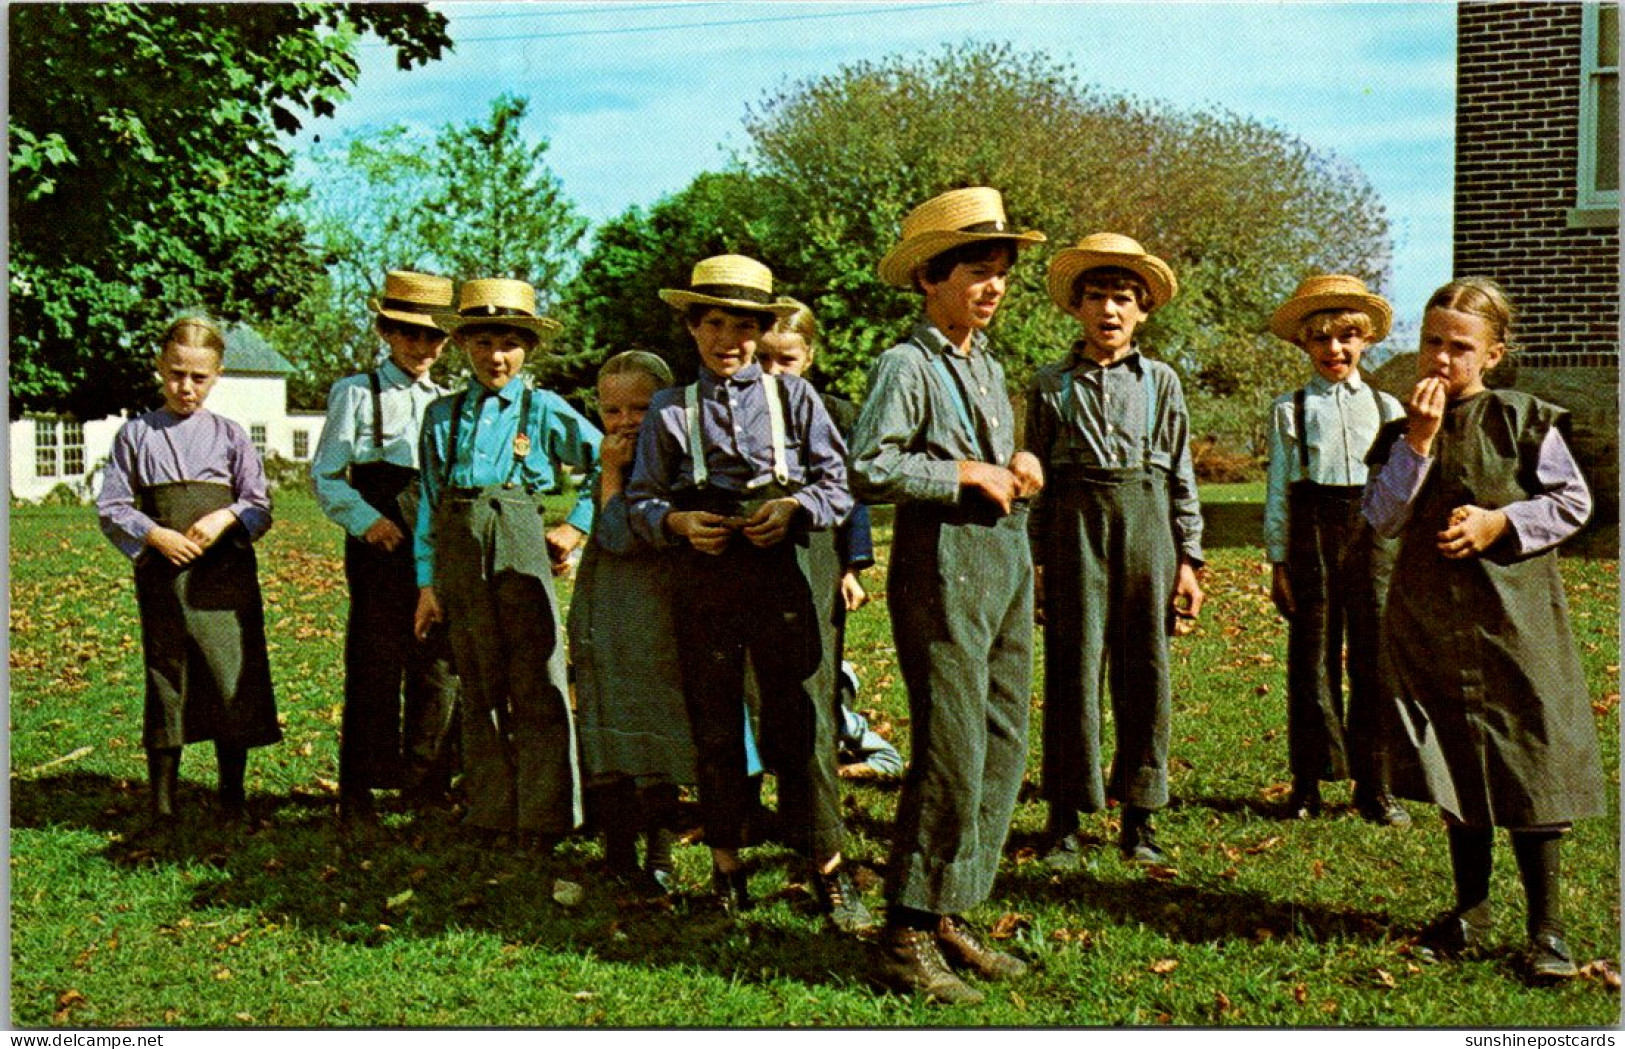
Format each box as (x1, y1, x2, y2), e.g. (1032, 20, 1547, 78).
(885, 504, 1032, 915)
(1284, 483, 1393, 787)
(673, 537, 832, 856)
(340, 535, 458, 800)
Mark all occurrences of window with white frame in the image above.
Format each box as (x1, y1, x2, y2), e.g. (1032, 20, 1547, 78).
(1579, 3, 1619, 210)
(250, 424, 268, 458)
(34, 419, 58, 478)
(62, 420, 85, 476)
(292, 429, 309, 460)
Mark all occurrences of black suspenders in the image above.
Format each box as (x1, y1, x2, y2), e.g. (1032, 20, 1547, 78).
(368, 370, 385, 449)
(442, 386, 535, 488)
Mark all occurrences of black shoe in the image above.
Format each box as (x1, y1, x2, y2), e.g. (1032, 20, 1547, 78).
(1120, 813, 1167, 865)
(711, 865, 752, 914)
(936, 915, 1028, 979)
(810, 865, 877, 934)
(1285, 785, 1322, 821)
(876, 925, 984, 1005)
(1526, 930, 1579, 982)
(1353, 786, 1411, 827)
(1041, 830, 1087, 870)
(1415, 907, 1491, 962)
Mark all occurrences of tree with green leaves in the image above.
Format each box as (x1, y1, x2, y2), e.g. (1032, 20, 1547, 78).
(9, 3, 450, 421)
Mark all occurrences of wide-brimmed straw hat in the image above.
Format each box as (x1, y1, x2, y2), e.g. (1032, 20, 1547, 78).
(1047, 233, 1178, 314)
(1269, 274, 1392, 344)
(432, 278, 561, 337)
(877, 187, 1046, 289)
(368, 270, 454, 331)
(658, 255, 800, 316)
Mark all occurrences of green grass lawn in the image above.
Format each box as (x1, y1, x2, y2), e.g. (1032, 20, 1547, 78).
(9, 494, 1620, 1027)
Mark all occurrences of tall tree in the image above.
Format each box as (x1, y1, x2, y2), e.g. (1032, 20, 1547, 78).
(8, 3, 450, 420)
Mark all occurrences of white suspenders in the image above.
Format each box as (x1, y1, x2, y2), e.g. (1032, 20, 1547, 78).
(684, 372, 789, 488)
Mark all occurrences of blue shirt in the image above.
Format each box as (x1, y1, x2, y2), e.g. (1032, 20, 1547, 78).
(414, 378, 602, 586)
(626, 362, 852, 546)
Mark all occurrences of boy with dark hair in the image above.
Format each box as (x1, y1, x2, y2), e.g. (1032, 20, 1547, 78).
(1027, 233, 1204, 869)
(852, 187, 1046, 1004)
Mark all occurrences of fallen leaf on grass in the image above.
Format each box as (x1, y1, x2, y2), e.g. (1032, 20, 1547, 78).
(1311, 860, 1327, 879)
(1214, 990, 1232, 1014)
(1244, 836, 1283, 854)
(263, 857, 285, 875)
(1260, 782, 1293, 801)
(318, 865, 339, 883)
(385, 889, 414, 912)
(1373, 968, 1396, 989)
(408, 866, 430, 885)
(1321, 999, 1339, 1015)
(1150, 958, 1179, 974)
(1008, 991, 1028, 1011)
(1049, 928, 1094, 946)
(1291, 983, 1308, 1004)
(1592, 693, 1618, 716)
(1580, 960, 1621, 989)
(573, 991, 596, 1002)
(214, 968, 233, 981)
(1143, 864, 1180, 881)
(989, 913, 1030, 940)
(454, 894, 484, 909)
(55, 989, 86, 1012)
(1218, 866, 1240, 880)
(215, 930, 250, 950)
(234, 1012, 255, 1023)
(553, 880, 585, 907)
(1012, 846, 1039, 865)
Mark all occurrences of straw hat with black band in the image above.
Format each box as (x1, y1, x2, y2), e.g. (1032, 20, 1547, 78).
(1268, 274, 1393, 345)
(877, 187, 1046, 290)
(658, 255, 800, 317)
(432, 278, 562, 338)
(369, 270, 455, 331)
(1046, 233, 1178, 316)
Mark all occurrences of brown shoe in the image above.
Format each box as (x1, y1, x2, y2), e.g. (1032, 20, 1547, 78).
(937, 915, 1029, 980)
(876, 925, 984, 1004)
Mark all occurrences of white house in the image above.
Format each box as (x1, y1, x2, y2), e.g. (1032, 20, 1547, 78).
(8, 324, 327, 503)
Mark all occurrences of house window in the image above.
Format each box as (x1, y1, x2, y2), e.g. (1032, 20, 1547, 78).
(1579, 3, 1620, 210)
(34, 419, 57, 478)
(292, 429, 309, 460)
(61, 420, 85, 476)
(250, 424, 268, 457)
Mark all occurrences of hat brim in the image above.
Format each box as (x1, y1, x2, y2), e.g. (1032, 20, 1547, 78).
(1047, 249, 1178, 315)
(432, 313, 562, 337)
(658, 289, 802, 316)
(1269, 293, 1392, 344)
(368, 296, 451, 333)
(878, 229, 1047, 289)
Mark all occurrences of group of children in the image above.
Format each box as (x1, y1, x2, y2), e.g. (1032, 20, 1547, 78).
(97, 184, 1605, 1002)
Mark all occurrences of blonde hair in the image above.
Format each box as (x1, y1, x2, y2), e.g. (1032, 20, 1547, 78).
(161, 315, 226, 359)
(599, 349, 673, 389)
(1425, 277, 1515, 348)
(1296, 308, 1376, 344)
(769, 298, 819, 349)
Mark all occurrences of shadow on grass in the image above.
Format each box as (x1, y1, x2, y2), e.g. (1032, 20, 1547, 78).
(1200, 502, 1265, 550)
(11, 771, 870, 992)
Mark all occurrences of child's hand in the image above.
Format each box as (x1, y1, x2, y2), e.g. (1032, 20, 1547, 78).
(363, 517, 407, 552)
(1406, 376, 1448, 456)
(958, 460, 1020, 514)
(1172, 561, 1205, 622)
(840, 570, 868, 612)
(598, 433, 634, 476)
(545, 523, 585, 573)
(146, 526, 205, 566)
(1270, 563, 1295, 619)
(184, 508, 238, 550)
(742, 497, 801, 548)
(414, 587, 443, 641)
(667, 510, 733, 555)
(1437, 504, 1509, 559)
(1007, 450, 1045, 499)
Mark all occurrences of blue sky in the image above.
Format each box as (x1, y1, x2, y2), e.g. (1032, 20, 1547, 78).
(289, 1, 1456, 341)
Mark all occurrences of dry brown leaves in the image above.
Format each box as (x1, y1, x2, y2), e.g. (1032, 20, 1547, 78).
(988, 913, 1031, 940)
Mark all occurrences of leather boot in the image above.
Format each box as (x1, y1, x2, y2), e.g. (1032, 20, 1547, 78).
(875, 924, 983, 1004)
(937, 915, 1028, 979)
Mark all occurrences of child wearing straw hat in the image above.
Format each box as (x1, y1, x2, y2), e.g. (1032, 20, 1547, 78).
(850, 187, 1045, 1005)
(1263, 274, 1408, 826)
(1027, 233, 1204, 870)
(310, 271, 461, 829)
(625, 255, 863, 927)
(412, 278, 601, 849)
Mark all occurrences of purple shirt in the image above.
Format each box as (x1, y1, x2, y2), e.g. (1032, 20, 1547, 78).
(97, 408, 273, 561)
(626, 362, 852, 546)
(1362, 427, 1591, 556)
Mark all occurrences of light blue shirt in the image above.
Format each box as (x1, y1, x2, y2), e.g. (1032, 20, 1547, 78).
(310, 357, 447, 538)
(1262, 372, 1403, 563)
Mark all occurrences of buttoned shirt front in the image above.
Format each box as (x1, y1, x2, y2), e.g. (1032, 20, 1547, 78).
(849, 320, 1016, 506)
(1262, 372, 1403, 562)
(626, 361, 852, 546)
(311, 357, 448, 538)
(1025, 345, 1204, 564)
(414, 378, 602, 586)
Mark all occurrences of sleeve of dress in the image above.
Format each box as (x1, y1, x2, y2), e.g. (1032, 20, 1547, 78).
(1501, 426, 1593, 555)
(849, 350, 960, 505)
(594, 489, 639, 556)
(414, 402, 447, 588)
(1361, 427, 1432, 538)
(1262, 396, 1293, 563)
(1164, 373, 1205, 566)
(227, 422, 273, 542)
(310, 379, 382, 538)
(790, 384, 853, 531)
(96, 421, 157, 561)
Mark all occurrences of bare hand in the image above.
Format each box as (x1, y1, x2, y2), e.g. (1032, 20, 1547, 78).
(545, 523, 585, 573)
(1406, 376, 1448, 456)
(742, 497, 801, 548)
(1008, 450, 1045, 499)
(1437, 504, 1508, 559)
(840, 570, 868, 612)
(667, 510, 733, 555)
(1172, 561, 1205, 621)
(414, 587, 443, 641)
(598, 432, 634, 477)
(958, 460, 1019, 515)
(146, 526, 204, 566)
(1270, 562, 1295, 619)
(362, 516, 406, 552)
(184, 508, 237, 550)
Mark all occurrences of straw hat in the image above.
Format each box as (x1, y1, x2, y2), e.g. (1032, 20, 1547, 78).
(877, 187, 1046, 289)
(658, 255, 800, 316)
(1047, 233, 1178, 314)
(432, 278, 561, 337)
(368, 270, 455, 331)
(1269, 274, 1392, 344)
